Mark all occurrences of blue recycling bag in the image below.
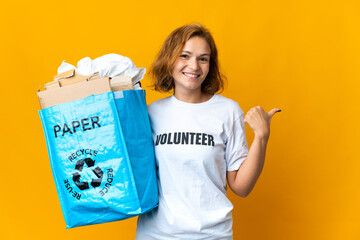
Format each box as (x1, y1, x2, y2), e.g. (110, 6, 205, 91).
(39, 90, 158, 228)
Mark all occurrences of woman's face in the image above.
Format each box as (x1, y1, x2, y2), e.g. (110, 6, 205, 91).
(171, 36, 210, 94)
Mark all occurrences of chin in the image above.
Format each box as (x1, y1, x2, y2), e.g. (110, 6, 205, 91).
(184, 83, 202, 90)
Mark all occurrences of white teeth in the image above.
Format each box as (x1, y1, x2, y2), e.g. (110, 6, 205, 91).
(183, 73, 199, 78)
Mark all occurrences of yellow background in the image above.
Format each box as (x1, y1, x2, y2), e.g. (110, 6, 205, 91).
(0, 0, 359, 239)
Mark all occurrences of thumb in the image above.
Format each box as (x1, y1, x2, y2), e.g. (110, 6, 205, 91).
(268, 108, 281, 120)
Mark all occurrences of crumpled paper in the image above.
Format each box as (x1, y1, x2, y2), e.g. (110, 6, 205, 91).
(57, 53, 146, 86)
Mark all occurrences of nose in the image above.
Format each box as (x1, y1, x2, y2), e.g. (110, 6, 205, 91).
(188, 58, 199, 71)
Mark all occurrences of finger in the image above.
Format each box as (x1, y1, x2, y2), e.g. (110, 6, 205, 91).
(268, 108, 281, 119)
(244, 116, 248, 125)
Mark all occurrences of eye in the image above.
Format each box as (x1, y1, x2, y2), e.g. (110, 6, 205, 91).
(199, 57, 209, 62)
(180, 54, 189, 59)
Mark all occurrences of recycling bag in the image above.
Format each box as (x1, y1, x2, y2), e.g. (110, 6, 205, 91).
(39, 90, 158, 228)
(114, 90, 158, 211)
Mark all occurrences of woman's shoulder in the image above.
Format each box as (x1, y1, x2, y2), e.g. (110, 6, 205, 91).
(214, 94, 244, 116)
(147, 96, 172, 111)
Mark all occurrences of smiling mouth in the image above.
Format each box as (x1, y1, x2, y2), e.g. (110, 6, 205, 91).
(183, 72, 200, 78)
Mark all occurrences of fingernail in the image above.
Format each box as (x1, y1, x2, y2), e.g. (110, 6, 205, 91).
(276, 109, 282, 113)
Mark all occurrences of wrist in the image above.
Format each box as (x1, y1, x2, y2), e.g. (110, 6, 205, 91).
(254, 132, 269, 142)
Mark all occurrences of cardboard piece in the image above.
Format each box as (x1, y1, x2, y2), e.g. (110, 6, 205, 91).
(38, 77, 111, 109)
(45, 80, 60, 89)
(110, 76, 133, 91)
(46, 69, 101, 89)
(54, 69, 76, 81)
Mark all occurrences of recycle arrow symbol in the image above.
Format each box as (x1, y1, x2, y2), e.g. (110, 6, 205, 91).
(72, 158, 104, 191)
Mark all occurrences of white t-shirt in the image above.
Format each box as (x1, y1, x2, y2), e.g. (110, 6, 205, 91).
(136, 94, 248, 240)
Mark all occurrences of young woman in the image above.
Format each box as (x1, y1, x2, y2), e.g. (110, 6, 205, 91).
(135, 24, 280, 240)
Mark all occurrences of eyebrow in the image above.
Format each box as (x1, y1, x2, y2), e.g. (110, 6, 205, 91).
(182, 51, 210, 56)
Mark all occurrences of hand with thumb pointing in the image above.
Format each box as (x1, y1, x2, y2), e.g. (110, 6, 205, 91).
(244, 106, 281, 139)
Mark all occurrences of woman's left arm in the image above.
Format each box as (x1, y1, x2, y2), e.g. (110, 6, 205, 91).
(227, 106, 280, 198)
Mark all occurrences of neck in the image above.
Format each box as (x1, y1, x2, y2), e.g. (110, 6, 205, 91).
(174, 89, 213, 103)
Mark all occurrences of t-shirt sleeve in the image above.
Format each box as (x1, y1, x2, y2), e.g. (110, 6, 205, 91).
(225, 114, 249, 171)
